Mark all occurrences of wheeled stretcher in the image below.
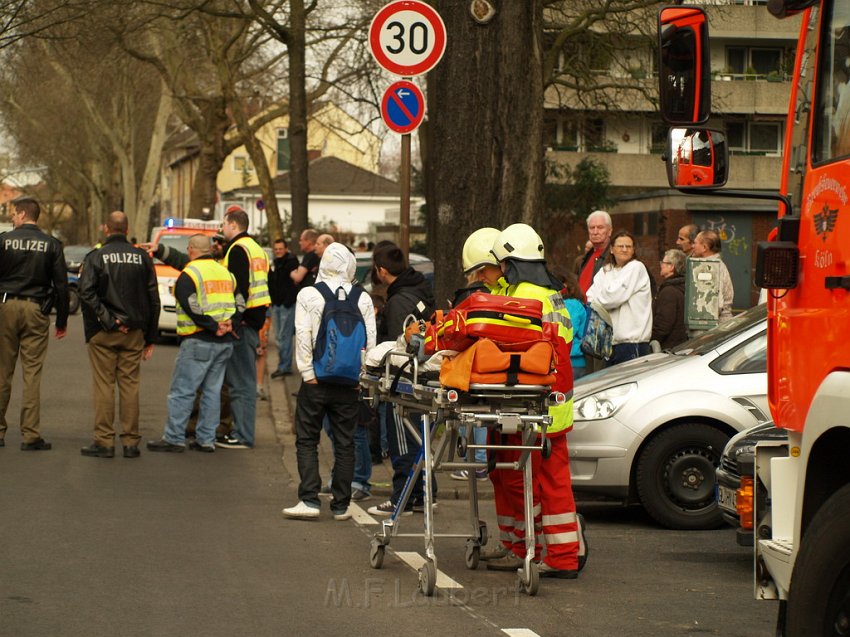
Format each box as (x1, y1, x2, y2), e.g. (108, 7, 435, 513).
(361, 349, 564, 597)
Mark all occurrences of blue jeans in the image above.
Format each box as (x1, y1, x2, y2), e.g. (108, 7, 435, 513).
(226, 325, 259, 446)
(352, 425, 373, 494)
(458, 424, 487, 464)
(607, 342, 651, 367)
(271, 304, 295, 373)
(384, 403, 437, 505)
(163, 338, 234, 447)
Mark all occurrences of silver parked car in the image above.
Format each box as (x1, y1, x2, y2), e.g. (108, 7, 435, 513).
(568, 303, 768, 530)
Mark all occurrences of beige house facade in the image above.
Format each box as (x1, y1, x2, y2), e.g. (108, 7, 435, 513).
(159, 101, 381, 221)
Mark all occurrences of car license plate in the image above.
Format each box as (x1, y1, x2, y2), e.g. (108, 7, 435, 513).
(716, 484, 737, 511)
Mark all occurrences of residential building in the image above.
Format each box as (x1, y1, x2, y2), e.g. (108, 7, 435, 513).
(545, 1, 799, 308)
(159, 101, 382, 223)
(223, 155, 424, 246)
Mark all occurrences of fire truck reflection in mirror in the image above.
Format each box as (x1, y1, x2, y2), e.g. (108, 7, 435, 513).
(666, 128, 729, 189)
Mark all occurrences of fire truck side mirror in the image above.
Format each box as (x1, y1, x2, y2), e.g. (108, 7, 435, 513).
(666, 128, 728, 189)
(658, 6, 711, 126)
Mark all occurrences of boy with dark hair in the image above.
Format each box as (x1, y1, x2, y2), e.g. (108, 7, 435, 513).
(367, 242, 436, 516)
(372, 243, 433, 342)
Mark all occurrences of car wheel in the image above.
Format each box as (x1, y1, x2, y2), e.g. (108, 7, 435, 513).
(786, 483, 850, 637)
(68, 286, 81, 315)
(636, 423, 729, 530)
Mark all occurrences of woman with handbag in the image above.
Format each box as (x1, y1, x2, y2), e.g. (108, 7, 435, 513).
(586, 231, 653, 366)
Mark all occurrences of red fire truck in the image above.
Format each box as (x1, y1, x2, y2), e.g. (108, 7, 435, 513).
(659, 2, 850, 634)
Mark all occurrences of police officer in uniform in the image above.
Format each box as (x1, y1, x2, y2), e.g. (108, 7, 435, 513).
(0, 196, 69, 450)
(215, 207, 270, 449)
(79, 211, 160, 458)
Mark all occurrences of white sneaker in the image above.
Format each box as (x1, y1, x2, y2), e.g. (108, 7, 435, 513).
(333, 507, 352, 521)
(282, 501, 320, 520)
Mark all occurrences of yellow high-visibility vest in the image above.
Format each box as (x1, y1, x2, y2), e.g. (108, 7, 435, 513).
(223, 236, 271, 309)
(177, 259, 237, 336)
(501, 280, 575, 434)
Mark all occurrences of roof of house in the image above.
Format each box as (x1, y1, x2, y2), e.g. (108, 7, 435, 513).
(225, 156, 401, 198)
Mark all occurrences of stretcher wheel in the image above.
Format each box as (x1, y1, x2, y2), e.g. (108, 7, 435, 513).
(456, 435, 468, 458)
(518, 561, 539, 596)
(541, 437, 552, 460)
(418, 560, 436, 596)
(478, 521, 488, 545)
(369, 539, 385, 569)
(465, 540, 480, 570)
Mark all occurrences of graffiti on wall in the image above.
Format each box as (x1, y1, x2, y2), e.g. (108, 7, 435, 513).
(703, 216, 749, 256)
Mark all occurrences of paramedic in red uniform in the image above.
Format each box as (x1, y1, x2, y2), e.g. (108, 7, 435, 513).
(487, 223, 585, 579)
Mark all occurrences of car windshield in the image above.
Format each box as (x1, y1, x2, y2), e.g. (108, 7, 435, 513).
(152, 235, 192, 265)
(63, 245, 91, 263)
(671, 303, 767, 356)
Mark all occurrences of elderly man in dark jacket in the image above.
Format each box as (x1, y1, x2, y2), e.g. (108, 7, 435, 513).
(652, 248, 688, 350)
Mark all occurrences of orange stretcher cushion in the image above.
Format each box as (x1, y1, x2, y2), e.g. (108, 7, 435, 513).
(439, 338, 555, 391)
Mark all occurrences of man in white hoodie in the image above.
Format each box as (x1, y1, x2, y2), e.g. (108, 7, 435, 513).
(282, 243, 376, 521)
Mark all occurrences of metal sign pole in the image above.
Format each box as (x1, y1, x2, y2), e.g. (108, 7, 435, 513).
(400, 131, 411, 260)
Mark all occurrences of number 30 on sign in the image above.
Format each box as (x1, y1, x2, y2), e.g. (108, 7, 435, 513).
(369, 0, 447, 77)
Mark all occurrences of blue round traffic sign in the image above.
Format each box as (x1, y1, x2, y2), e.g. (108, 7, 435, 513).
(380, 80, 426, 134)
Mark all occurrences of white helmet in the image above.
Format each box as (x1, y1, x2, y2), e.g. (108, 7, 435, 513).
(462, 227, 501, 274)
(491, 223, 545, 262)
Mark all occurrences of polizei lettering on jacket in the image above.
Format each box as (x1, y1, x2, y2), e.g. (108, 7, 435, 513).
(102, 252, 143, 265)
(4, 238, 49, 253)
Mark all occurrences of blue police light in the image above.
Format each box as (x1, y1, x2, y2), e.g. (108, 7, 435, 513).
(165, 218, 175, 228)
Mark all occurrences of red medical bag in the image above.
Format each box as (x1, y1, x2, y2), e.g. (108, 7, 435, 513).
(424, 293, 544, 354)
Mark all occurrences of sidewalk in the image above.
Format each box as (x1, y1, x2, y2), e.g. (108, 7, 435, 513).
(263, 341, 493, 502)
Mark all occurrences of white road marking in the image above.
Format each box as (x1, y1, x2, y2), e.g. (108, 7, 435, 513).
(349, 503, 378, 525)
(501, 630, 542, 637)
(395, 551, 463, 589)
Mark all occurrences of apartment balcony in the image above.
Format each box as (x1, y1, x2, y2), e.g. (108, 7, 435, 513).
(709, 4, 803, 40)
(546, 149, 783, 191)
(712, 77, 791, 115)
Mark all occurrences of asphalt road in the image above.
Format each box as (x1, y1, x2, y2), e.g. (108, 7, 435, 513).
(0, 315, 778, 636)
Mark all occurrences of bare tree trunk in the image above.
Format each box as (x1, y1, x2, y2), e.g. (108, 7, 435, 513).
(215, 55, 284, 242)
(133, 84, 172, 241)
(426, 0, 544, 305)
(187, 97, 231, 218)
(288, 0, 309, 247)
(87, 158, 110, 242)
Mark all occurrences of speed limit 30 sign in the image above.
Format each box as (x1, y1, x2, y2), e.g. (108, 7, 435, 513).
(369, 0, 446, 77)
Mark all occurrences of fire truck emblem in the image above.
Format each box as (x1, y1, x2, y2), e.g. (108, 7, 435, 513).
(814, 203, 838, 241)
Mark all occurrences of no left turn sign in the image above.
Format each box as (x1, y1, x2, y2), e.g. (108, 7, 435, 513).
(369, 0, 446, 77)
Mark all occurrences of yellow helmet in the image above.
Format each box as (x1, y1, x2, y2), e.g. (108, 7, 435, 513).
(462, 227, 501, 274)
(491, 223, 545, 262)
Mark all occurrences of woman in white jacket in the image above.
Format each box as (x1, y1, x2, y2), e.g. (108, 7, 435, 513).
(587, 231, 653, 366)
